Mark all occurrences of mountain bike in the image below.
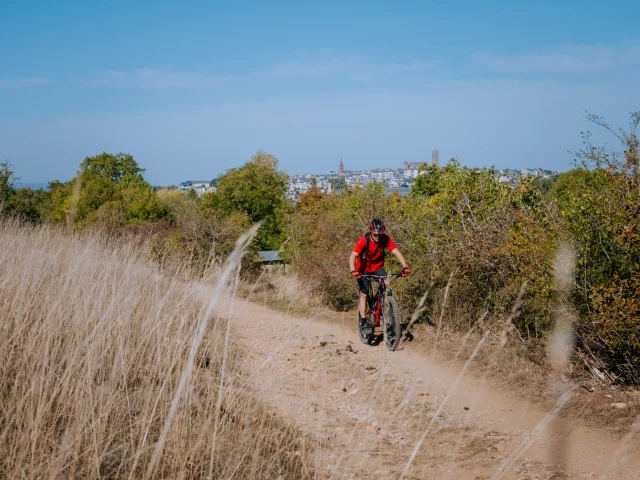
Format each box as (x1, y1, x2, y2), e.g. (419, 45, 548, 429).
(358, 272, 404, 351)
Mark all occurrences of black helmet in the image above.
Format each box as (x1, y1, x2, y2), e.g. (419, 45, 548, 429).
(369, 218, 386, 234)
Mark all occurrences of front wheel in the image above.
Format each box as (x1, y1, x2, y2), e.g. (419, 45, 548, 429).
(358, 312, 374, 345)
(383, 296, 402, 351)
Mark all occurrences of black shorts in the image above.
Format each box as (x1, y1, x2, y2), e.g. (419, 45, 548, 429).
(356, 268, 386, 295)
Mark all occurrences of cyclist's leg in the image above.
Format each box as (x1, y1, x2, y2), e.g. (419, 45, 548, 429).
(355, 277, 369, 319)
(358, 290, 367, 319)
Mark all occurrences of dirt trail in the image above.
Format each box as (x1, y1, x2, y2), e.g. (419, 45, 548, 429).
(213, 293, 640, 479)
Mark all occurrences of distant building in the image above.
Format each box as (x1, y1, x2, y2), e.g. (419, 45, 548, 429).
(520, 168, 543, 178)
(178, 181, 215, 196)
(339, 158, 345, 176)
(432, 149, 439, 167)
(372, 168, 395, 181)
(402, 161, 425, 179)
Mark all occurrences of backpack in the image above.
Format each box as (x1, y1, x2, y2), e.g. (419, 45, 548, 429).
(360, 232, 388, 262)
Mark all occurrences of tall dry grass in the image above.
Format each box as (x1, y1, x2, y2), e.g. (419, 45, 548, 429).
(240, 269, 324, 317)
(0, 219, 309, 478)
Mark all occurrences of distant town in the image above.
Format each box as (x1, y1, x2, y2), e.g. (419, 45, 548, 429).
(177, 150, 560, 200)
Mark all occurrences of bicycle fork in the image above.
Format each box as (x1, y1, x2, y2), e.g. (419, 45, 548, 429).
(367, 298, 382, 327)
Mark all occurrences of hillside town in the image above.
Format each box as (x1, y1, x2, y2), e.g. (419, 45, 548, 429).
(177, 150, 559, 200)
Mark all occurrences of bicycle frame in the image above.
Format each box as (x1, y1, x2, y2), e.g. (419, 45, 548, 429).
(362, 273, 402, 327)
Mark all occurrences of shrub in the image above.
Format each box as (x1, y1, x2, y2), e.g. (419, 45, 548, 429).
(50, 152, 168, 230)
(554, 112, 640, 381)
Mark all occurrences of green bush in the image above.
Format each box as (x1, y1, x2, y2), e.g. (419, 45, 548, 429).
(554, 112, 640, 381)
(205, 151, 289, 250)
(0, 162, 54, 223)
(50, 152, 168, 230)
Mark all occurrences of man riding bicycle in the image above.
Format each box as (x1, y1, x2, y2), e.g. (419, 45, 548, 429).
(349, 219, 410, 334)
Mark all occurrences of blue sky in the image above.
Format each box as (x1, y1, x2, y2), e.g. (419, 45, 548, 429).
(1, 1, 639, 185)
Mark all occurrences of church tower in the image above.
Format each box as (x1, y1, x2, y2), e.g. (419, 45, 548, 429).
(339, 157, 345, 175)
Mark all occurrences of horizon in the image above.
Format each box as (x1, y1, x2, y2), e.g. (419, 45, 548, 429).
(14, 159, 562, 188)
(2, 1, 639, 185)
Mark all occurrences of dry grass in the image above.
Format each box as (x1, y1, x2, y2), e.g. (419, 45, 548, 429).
(239, 269, 325, 318)
(0, 219, 310, 478)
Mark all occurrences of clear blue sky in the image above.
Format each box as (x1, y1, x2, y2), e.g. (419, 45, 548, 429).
(1, 0, 639, 185)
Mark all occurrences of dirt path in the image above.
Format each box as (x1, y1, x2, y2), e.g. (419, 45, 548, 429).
(213, 293, 640, 479)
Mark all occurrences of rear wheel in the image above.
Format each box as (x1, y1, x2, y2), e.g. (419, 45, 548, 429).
(383, 296, 402, 351)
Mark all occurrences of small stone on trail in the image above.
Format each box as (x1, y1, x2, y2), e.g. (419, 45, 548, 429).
(335, 349, 342, 355)
(611, 402, 628, 409)
(464, 406, 470, 410)
(342, 387, 347, 393)
(346, 344, 354, 352)
(320, 341, 327, 347)
(581, 384, 594, 392)
(419, 393, 429, 396)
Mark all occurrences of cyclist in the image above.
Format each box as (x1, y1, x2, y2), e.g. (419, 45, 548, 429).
(349, 219, 410, 334)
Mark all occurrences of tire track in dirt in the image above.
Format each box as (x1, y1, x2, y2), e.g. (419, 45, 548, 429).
(214, 294, 640, 479)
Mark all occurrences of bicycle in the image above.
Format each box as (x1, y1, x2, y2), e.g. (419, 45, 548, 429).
(358, 272, 404, 351)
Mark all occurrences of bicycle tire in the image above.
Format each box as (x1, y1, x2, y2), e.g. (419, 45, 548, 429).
(383, 296, 402, 351)
(357, 312, 373, 345)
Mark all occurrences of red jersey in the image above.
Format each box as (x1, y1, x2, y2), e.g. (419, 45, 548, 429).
(353, 234, 397, 273)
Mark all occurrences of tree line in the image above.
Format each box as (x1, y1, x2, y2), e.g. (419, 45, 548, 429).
(2, 112, 639, 383)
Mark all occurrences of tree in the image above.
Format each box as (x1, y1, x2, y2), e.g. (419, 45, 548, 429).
(0, 162, 54, 222)
(329, 177, 346, 192)
(530, 175, 558, 196)
(411, 163, 441, 197)
(51, 152, 167, 228)
(556, 111, 640, 382)
(7, 187, 53, 222)
(206, 151, 289, 249)
(80, 152, 146, 184)
(0, 162, 17, 210)
(578, 111, 640, 187)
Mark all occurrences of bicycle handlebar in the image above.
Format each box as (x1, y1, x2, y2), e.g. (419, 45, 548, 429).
(361, 272, 405, 280)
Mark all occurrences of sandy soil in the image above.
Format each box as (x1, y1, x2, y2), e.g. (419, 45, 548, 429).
(212, 292, 640, 480)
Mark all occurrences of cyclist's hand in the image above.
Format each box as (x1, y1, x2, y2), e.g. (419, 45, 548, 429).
(402, 267, 411, 277)
(351, 270, 363, 279)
